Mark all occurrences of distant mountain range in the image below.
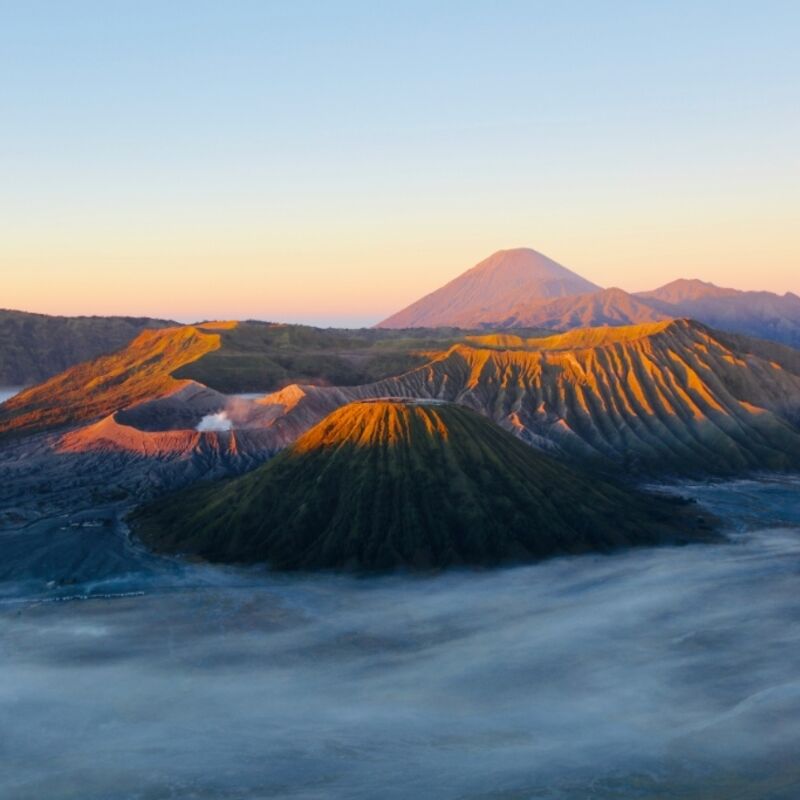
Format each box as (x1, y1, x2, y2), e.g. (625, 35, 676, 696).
(378, 249, 600, 329)
(4, 248, 797, 390)
(0, 309, 175, 385)
(378, 248, 800, 347)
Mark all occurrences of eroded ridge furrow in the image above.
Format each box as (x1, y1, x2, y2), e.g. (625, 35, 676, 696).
(350, 320, 800, 474)
(11, 318, 800, 478)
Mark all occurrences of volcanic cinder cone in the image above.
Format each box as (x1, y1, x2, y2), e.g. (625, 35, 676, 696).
(133, 400, 714, 571)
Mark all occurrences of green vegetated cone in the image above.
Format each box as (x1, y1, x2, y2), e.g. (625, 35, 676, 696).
(132, 400, 714, 571)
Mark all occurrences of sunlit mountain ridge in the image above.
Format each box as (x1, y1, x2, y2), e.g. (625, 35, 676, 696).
(5, 318, 800, 478)
(0, 322, 485, 440)
(289, 319, 800, 474)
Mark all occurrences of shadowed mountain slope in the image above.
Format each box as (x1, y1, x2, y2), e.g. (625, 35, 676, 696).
(501, 287, 669, 329)
(378, 248, 599, 329)
(0, 308, 174, 385)
(133, 401, 713, 571)
(638, 278, 738, 305)
(636, 279, 800, 347)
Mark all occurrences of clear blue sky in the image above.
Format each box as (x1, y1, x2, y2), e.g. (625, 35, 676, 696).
(1, 1, 798, 324)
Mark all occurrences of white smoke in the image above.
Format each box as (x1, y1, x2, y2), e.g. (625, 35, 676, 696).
(195, 411, 232, 432)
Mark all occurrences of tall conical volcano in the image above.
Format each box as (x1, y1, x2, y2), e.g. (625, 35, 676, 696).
(133, 400, 712, 571)
(377, 248, 600, 329)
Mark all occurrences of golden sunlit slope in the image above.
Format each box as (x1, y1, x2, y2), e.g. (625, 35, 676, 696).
(170, 322, 474, 392)
(366, 319, 800, 473)
(0, 322, 474, 440)
(133, 401, 712, 571)
(466, 320, 677, 351)
(0, 326, 222, 439)
(7, 316, 800, 477)
(0, 309, 175, 384)
(260, 320, 800, 475)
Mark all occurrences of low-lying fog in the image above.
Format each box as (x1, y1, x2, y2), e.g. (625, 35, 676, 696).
(2, 477, 800, 799)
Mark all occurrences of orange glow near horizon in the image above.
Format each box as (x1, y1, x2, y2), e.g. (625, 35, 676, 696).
(3, 3, 798, 327)
(4, 219, 799, 326)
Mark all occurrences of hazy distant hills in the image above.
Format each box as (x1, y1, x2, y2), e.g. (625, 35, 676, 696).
(636, 278, 800, 345)
(132, 400, 712, 570)
(502, 287, 669, 329)
(0, 309, 174, 385)
(377, 248, 800, 347)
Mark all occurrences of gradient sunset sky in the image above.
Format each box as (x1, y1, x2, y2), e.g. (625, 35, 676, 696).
(2, 1, 798, 326)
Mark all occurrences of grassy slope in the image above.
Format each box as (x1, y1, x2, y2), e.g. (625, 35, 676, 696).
(133, 401, 712, 571)
(172, 323, 550, 392)
(0, 308, 173, 384)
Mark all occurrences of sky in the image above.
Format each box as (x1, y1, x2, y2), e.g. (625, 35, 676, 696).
(1, 1, 798, 326)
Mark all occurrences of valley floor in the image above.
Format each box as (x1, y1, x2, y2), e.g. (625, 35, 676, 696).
(1, 475, 800, 799)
